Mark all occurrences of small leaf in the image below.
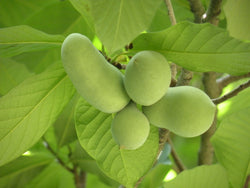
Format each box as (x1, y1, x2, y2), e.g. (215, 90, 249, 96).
(88, 0, 162, 53)
(130, 21, 250, 75)
(75, 98, 159, 188)
(0, 25, 64, 57)
(164, 164, 229, 188)
(0, 62, 75, 166)
(212, 107, 250, 188)
(0, 57, 34, 96)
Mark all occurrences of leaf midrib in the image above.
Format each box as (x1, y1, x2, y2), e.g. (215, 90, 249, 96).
(0, 73, 67, 143)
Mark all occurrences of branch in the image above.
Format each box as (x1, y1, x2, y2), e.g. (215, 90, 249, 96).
(43, 138, 74, 173)
(188, 0, 206, 23)
(217, 73, 250, 92)
(74, 168, 86, 188)
(212, 79, 250, 105)
(167, 137, 186, 172)
(198, 72, 220, 165)
(204, 0, 223, 25)
(164, 0, 177, 25)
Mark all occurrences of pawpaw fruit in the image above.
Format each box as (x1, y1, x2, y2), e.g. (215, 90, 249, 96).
(142, 86, 216, 137)
(111, 102, 150, 150)
(124, 51, 171, 106)
(61, 33, 130, 113)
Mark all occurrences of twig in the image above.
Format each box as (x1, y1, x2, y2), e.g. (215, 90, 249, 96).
(74, 168, 86, 188)
(204, 0, 223, 25)
(212, 79, 250, 104)
(176, 68, 193, 86)
(188, 0, 206, 23)
(167, 137, 186, 172)
(164, 0, 177, 25)
(43, 138, 74, 173)
(217, 73, 250, 92)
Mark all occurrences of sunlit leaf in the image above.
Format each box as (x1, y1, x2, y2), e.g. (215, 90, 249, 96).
(0, 62, 75, 166)
(0, 25, 64, 58)
(88, 0, 162, 53)
(164, 164, 228, 188)
(75, 98, 159, 187)
(130, 21, 250, 75)
(212, 107, 250, 188)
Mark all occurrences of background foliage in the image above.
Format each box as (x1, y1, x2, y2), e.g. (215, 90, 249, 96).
(0, 0, 249, 188)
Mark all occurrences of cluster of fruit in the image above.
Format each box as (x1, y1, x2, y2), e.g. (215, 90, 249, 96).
(61, 33, 216, 150)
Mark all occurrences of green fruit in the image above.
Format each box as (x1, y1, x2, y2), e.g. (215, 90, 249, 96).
(124, 51, 171, 106)
(111, 102, 150, 150)
(61, 33, 130, 113)
(142, 86, 216, 137)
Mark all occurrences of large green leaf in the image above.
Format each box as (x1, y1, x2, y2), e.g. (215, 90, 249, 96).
(88, 0, 162, 53)
(223, 0, 250, 41)
(0, 25, 64, 58)
(0, 62, 75, 166)
(130, 21, 250, 75)
(164, 164, 228, 188)
(0, 154, 53, 188)
(25, 162, 75, 188)
(212, 107, 250, 188)
(0, 57, 33, 96)
(75, 98, 159, 188)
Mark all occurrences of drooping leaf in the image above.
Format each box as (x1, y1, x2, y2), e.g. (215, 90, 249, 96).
(0, 25, 64, 58)
(0, 57, 34, 96)
(164, 164, 229, 188)
(223, 0, 250, 41)
(25, 162, 75, 188)
(54, 94, 79, 148)
(130, 21, 250, 75)
(88, 0, 162, 53)
(212, 107, 250, 188)
(0, 62, 75, 166)
(75, 98, 159, 188)
(0, 154, 53, 188)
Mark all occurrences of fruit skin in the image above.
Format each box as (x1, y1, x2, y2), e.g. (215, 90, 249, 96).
(124, 51, 171, 106)
(61, 33, 130, 113)
(111, 102, 150, 150)
(142, 86, 216, 137)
